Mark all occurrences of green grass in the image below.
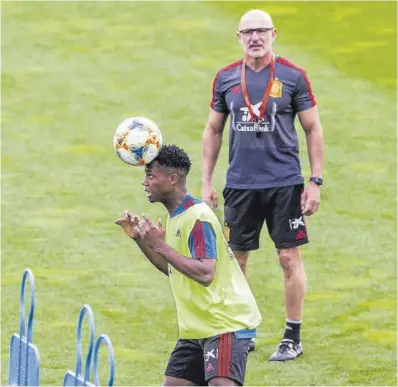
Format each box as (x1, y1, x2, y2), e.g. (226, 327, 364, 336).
(1, 1, 396, 386)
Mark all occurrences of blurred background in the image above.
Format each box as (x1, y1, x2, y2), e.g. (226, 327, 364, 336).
(1, 1, 396, 385)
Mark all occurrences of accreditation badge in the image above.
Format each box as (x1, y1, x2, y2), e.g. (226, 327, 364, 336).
(270, 78, 283, 98)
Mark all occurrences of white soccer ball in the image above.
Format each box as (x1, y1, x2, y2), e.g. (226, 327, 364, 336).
(113, 117, 163, 166)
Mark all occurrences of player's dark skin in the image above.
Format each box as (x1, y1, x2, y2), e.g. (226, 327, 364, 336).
(114, 160, 239, 386)
(114, 161, 217, 287)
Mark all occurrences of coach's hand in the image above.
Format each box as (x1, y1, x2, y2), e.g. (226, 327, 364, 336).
(301, 184, 321, 216)
(135, 215, 165, 250)
(114, 210, 140, 239)
(202, 183, 218, 210)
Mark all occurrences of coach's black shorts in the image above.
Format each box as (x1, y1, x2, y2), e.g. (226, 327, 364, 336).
(165, 332, 251, 386)
(223, 185, 309, 251)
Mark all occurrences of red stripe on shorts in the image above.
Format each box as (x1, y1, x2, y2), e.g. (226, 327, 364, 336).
(217, 333, 232, 377)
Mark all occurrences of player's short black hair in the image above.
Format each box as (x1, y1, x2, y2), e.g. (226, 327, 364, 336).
(152, 144, 191, 175)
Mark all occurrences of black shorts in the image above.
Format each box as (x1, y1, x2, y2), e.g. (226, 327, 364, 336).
(223, 185, 309, 250)
(165, 332, 251, 386)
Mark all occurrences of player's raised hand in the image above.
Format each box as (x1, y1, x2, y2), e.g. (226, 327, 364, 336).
(114, 210, 140, 239)
(156, 217, 166, 240)
(136, 215, 165, 250)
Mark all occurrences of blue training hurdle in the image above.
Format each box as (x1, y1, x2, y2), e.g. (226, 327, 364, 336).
(63, 305, 115, 386)
(8, 269, 116, 386)
(8, 268, 40, 386)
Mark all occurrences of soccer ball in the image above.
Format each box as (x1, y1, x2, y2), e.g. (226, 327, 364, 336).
(113, 117, 163, 166)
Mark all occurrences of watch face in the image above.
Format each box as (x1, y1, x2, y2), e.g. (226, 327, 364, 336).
(311, 177, 323, 185)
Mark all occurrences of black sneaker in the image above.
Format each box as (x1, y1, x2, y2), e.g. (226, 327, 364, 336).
(269, 339, 303, 362)
(248, 338, 256, 353)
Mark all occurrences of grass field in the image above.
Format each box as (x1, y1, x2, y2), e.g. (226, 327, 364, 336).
(1, 1, 397, 386)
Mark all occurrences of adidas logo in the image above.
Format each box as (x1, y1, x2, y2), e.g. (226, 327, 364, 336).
(175, 229, 181, 237)
(205, 362, 214, 372)
(295, 230, 306, 240)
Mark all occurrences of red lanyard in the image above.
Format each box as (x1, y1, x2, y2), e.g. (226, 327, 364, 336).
(241, 56, 275, 121)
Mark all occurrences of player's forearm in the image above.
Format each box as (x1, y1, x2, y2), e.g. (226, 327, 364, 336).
(155, 242, 214, 287)
(202, 125, 223, 184)
(134, 238, 169, 276)
(305, 124, 324, 177)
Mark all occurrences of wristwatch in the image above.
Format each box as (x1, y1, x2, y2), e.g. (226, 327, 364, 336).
(309, 176, 323, 186)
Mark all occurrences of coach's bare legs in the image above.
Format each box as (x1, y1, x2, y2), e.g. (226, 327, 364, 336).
(278, 247, 307, 320)
(232, 250, 249, 278)
(162, 376, 197, 386)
